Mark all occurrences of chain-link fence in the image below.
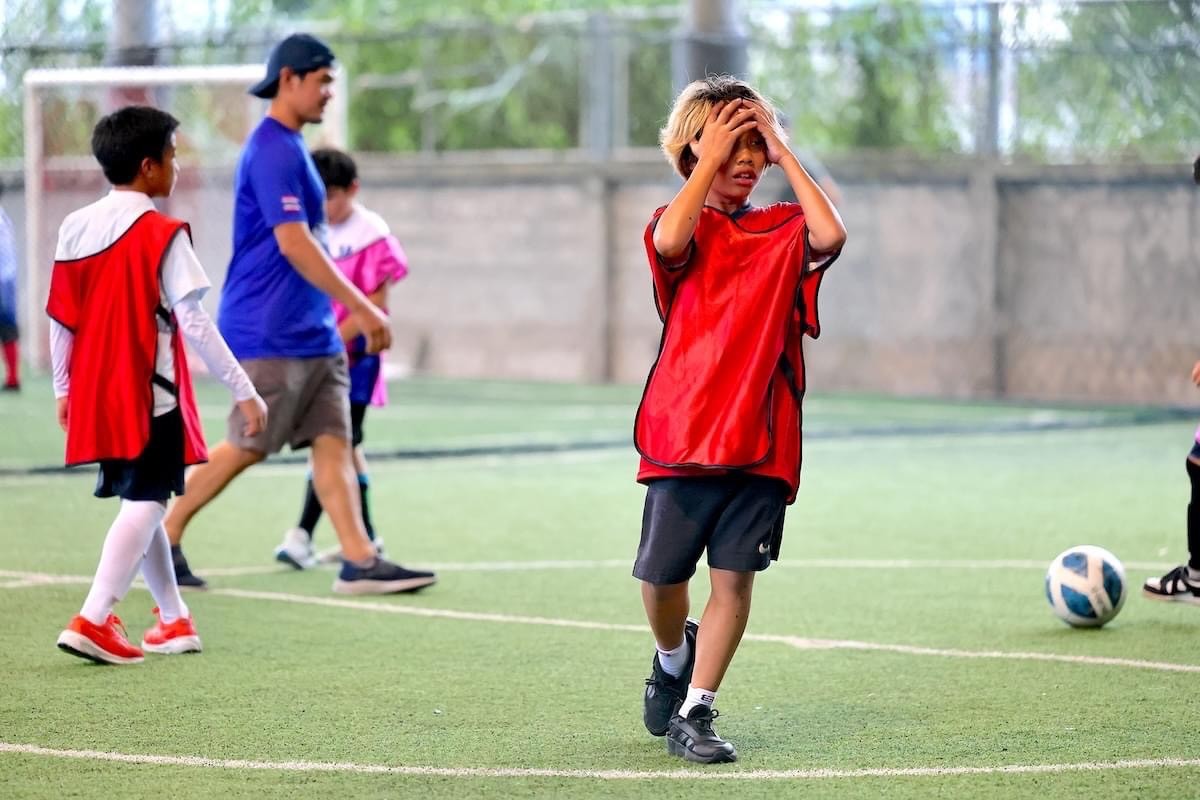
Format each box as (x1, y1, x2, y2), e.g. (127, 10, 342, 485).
(2, 1, 1198, 404)
(2, 1, 1198, 163)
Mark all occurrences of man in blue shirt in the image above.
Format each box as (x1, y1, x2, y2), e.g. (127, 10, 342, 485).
(164, 34, 436, 595)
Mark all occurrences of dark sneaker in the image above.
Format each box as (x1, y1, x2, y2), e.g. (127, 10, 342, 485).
(666, 706, 737, 764)
(1143, 565, 1200, 605)
(643, 617, 699, 736)
(171, 545, 208, 591)
(332, 558, 437, 595)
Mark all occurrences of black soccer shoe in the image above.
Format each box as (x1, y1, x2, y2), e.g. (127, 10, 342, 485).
(666, 705, 737, 764)
(171, 545, 208, 591)
(643, 617, 699, 736)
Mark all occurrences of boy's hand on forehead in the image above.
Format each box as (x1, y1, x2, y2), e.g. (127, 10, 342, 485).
(692, 99, 757, 168)
(745, 101, 790, 165)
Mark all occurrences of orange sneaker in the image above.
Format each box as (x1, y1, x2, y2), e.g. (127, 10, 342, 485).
(141, 607, 202, 655)
(57, 614, 144, 665)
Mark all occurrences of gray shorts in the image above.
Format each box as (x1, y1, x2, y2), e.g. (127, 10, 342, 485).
(228, 354, 351, 454)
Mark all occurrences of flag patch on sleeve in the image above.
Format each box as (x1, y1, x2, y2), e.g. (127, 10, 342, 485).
(281, 195, 302, 213)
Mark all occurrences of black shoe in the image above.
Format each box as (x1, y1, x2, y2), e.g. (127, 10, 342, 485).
(1, 382, 19, 392)
(643, 617, 699, 736)
(171, 545, 208, 591)
(332, 558, 437, 595)
(666, 706, 737, 764)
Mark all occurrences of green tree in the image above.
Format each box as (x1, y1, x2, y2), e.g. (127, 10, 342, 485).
(1013, 0, 1200, 162)
(227, 0, 677, 151)
(750, 0, 961, 156)
(0, 0, 109, 159)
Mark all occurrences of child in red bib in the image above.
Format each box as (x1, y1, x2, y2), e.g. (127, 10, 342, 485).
(47, 106, 267, 665)
(633, 76, 846, 763)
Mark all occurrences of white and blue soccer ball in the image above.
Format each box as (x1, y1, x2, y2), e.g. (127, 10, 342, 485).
(1045, 545, 1127, 628)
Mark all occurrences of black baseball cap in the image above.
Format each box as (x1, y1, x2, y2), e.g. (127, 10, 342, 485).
(248, 33, 336, 99)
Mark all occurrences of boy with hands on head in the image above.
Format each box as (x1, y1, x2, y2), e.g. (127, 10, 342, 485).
(635, 76, 845, 763)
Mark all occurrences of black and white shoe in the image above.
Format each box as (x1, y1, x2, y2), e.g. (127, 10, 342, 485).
(643, 618, 699, 736)
(1143, 565, 1200, 605)
(666, 705, 737, 764)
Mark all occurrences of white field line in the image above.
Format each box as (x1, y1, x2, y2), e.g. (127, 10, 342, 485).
(2, 742, 1199, 781)
(5, 565, 1199, 674)
(0, 556, 1179, 580)
(208, 588, 1200, 674)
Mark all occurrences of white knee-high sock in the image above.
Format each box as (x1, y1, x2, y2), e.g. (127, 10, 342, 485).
(140, 524, 189, 623)
(79, 500, 166, 625)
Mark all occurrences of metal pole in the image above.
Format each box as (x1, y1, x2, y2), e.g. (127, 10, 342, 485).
(22, 79, 43, 370)
(981, 1, 1001, 157)
(581, 12, 615, 158)
(104, 0, 162, 120)
(672, 0, 747, 90)
(107, 0, 160, 67)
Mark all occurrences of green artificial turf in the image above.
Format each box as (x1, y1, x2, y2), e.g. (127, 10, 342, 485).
(2, 376, 1199, 798)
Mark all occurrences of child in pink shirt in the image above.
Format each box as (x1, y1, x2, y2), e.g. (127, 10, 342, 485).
(274, 148, 409, 567)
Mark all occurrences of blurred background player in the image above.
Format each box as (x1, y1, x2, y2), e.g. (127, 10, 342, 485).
(48, 106, 267, 665)
(0, 184, 19, 391)
(1141, 154, 1200, 606)
(163, 33, 436, 595)
(634, 76, 845, 763)
(274, 147, 409, 568)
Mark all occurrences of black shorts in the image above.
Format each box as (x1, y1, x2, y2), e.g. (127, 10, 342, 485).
(0, 321, 17, 343)
(633, 474, 789, 585)
(94, 408, 186, 502)
(351, 402, 368, 447)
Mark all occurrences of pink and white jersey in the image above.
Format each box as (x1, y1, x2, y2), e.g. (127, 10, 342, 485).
(328, 203, 408, 405)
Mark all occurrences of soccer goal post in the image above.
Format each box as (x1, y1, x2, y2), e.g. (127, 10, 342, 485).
(22, 64, 349, 369)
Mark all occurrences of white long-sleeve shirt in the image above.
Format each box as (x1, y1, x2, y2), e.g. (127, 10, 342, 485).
(51, 190, 255, 411)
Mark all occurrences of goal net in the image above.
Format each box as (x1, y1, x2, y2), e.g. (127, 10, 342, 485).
(22, 64, 348, 368)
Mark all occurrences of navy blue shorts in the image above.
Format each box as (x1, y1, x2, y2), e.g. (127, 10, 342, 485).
(94, 408, 186, 502)
(633, 474, 789, 585)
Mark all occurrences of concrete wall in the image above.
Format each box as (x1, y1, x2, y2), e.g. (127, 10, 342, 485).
(6, 154, 1199, 405)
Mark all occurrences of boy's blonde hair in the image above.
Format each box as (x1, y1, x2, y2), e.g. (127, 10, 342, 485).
(659, 75, 784, 179)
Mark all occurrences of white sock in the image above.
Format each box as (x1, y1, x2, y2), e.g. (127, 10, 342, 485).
(1187, 566, 1200, 583)
(141, 524, 189, 623)
(656, 636, 691, 678)
(79, 500, 166, 625)
(678, 686, 717, 718)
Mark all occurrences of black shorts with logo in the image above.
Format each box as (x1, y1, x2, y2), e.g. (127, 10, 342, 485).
(633, 473, 789, 585)
(94, 408, 186, 502)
